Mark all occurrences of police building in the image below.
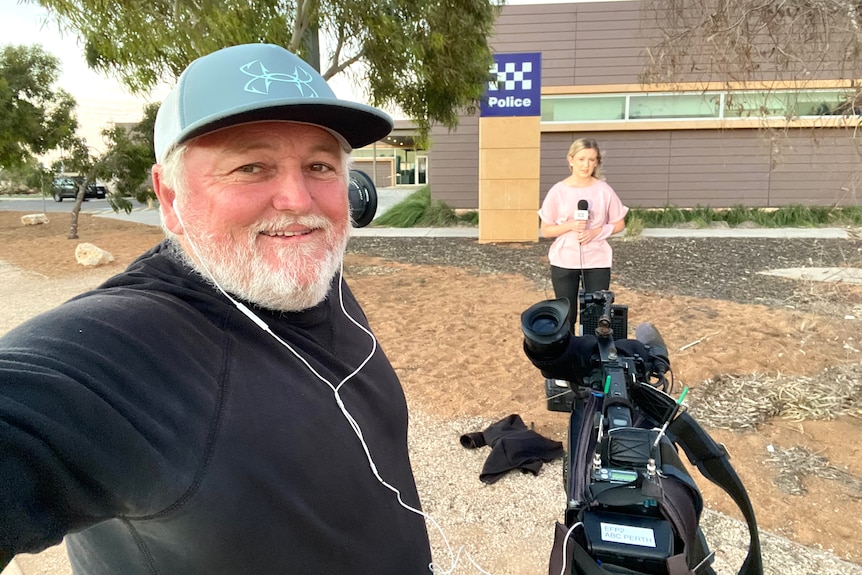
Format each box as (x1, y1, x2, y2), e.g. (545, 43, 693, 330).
(420, 0, 861, 242)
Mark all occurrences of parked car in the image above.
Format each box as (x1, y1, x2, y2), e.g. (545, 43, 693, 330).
(51, 177, 108, 202)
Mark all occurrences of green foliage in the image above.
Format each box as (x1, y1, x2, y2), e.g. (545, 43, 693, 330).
(358, 0, 502, 140)
(99, 103, 158, 213)
(26, 163, 53, 194)
(371, 187, 432, 227)
(374, 196, 862, 231)
(418, 199, 459, 227)
(457, 210, 479, 226)
(721, 205, 756, 226)
(627, 205, 862, 229)
(630, 205, 689, 227)
(48, 100, 155, 237)
(0, 44, 78, 168)
(769, 204, 813, 227)
(370, 186, 478, 227)
(623, 213, 644, 237)
(827, 206, 862, 226)
(66, 1, 293, 92)
(0, 160, 50, 195)
(36, 0, 503, 140)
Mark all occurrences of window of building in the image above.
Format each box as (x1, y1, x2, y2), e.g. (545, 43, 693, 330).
(628, 93, 720, 119)
(542, 96, 626, 121)
(350, 146, 421, 185)
(541, 89, 859, 123)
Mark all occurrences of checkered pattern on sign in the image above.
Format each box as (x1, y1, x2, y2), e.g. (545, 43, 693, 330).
(488, 61, 533, 92)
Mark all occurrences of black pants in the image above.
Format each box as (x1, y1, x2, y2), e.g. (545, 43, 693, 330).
(550, 266, 611, 333)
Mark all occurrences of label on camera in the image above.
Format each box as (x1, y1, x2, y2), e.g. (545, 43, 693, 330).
(600, 522, 657, 548)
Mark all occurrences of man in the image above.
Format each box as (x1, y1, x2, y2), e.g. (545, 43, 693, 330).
(0, 43, 432, 574)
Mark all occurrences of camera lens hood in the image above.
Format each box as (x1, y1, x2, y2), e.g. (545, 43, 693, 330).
(348, 169, 378, 228)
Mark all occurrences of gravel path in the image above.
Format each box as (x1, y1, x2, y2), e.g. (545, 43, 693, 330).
(347, 236, 862, 316)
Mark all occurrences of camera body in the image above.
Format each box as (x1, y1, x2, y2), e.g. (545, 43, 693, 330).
(522, 291, 686, 575)
(522, 291, 761, 575)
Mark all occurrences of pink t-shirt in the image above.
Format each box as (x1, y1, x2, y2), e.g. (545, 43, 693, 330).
(538, 179, 628, 270)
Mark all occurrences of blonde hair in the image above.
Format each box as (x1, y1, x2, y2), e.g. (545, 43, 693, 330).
(567, 138, 604, 180)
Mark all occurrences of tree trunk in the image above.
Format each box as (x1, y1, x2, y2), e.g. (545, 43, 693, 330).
(303, 25, 320, 71)
(68, 176, 91, 240)
(69, 168, 98, 240)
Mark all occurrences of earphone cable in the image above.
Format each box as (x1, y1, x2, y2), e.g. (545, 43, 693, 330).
(172, 206, 491, 574)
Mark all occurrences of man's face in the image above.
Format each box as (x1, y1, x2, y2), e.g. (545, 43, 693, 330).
(163, 121, 351, 311)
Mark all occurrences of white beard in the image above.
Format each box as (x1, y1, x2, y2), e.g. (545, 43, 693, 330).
(173, 213, 350, 312)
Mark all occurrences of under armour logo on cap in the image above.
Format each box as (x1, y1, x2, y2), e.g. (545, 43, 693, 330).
(240, 60, 320, 97)
(154, 43, 393, 163)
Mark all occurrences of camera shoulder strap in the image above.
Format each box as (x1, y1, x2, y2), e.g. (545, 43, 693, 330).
(630, 383, 763, 575)
(666, 411, 763, 575)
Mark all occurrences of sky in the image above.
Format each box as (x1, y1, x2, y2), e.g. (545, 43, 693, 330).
(2, 1, 171, 154)
(0, 1, 376, 154)
(1, 0, 612, 157)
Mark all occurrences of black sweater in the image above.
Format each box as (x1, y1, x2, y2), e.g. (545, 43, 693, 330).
(0, 241, 432, 574)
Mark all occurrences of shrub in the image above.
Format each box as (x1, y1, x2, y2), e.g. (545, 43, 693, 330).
(627, 205, 861, 229)
(371, 187, 431, 227)
(372, 186, 478, 228)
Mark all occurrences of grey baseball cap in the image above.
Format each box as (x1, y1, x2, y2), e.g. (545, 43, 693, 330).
(154, 43, 393, 162)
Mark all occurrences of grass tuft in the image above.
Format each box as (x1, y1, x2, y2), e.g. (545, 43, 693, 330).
(371, 187, 432, 227)
(372, 186, 478, 227)
(627, 204, 862, 229)
(373, 189, 862, 230)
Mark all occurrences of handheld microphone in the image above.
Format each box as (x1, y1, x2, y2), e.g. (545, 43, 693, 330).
(575, 199, 589, 221)
(574, 199, 590, 332)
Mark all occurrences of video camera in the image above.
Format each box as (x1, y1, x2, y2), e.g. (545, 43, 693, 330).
(521, 291, 712, 575)
(521, 291, 762, 575)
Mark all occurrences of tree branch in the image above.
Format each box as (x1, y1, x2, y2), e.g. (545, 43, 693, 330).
(322, 47, 364, 80)
(289, 0, 310, 53)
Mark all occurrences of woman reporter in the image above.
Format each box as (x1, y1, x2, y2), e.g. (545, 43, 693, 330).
(538, 138, 628, 332)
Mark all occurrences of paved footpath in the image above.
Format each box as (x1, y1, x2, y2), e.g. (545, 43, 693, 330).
(90, 205, 852, 239)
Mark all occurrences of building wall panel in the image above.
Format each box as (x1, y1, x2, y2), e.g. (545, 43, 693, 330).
(428, 114, 479, 208)
(768, 131, 861, 205)
(427, 2, 861, 210)
(352, 158, 395, 188)
(663, 130, 771, 207)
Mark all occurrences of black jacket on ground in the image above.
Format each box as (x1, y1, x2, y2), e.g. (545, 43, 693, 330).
(0, 241, 432, 574)
(460, 414, 564, 484)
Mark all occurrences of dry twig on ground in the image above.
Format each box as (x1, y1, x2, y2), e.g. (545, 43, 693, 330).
(688, 363, 862, 430)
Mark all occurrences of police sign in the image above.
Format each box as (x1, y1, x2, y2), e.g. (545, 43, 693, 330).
(480, 52, 542, 117)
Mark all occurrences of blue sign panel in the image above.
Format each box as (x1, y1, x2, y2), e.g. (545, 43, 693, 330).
(480, 52, 542, 117)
